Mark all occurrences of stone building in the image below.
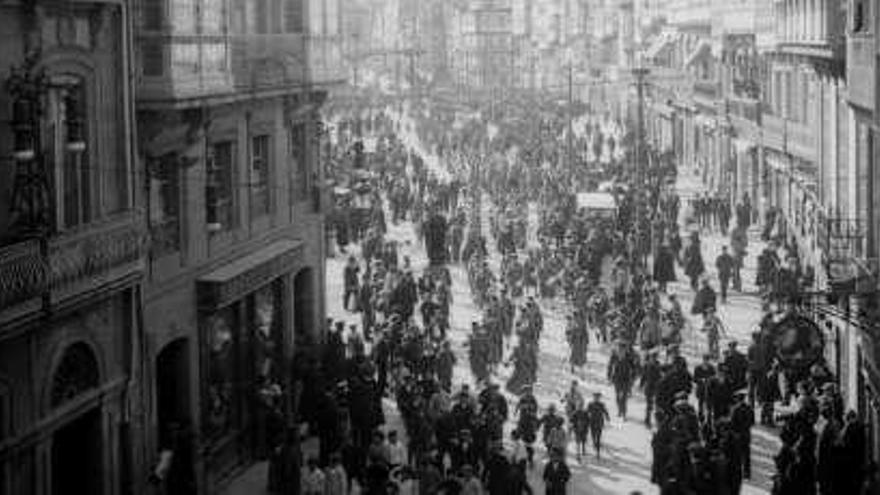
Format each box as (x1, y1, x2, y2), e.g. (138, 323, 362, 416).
(136, 0, 338, 492)
(0, 2, 143, 495)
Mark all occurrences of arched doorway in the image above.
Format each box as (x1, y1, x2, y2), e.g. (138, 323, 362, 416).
(155, 338, 196, 492)
(156, 338, 191, 447)
(293, 268, 315, 348)
(49, 342, 103, 495)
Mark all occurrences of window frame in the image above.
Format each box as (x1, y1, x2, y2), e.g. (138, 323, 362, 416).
(148, 155, 181, 255)
(206, 140, 236, 233)
(284, 0, 304, 33)
(45, 75, 94, 231)
(249, 134, 271, 219)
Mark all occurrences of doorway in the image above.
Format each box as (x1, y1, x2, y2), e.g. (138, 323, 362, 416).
(52, 408, 103, 495)
(156, 338, 191, 448)
(293, 268, 315, 348)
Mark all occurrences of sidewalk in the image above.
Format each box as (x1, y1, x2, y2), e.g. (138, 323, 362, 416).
(670, 169, 769, 350)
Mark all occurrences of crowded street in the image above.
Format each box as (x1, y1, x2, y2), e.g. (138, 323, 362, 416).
(220, 99, 811, 494)
(319, 111, 779, 494)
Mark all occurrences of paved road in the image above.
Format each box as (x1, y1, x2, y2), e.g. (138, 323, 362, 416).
(224, 113, 778, 495)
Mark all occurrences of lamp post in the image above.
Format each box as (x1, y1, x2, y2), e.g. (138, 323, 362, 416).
(6, 56, 51, 239)
(566, 47, 574, 178)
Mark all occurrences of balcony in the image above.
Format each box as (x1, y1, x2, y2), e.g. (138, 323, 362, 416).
(138, 33, 345, 108)
(847, 34, 876, 113)
(0, 213, 146, 322)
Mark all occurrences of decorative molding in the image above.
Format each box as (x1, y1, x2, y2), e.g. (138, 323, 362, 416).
(49, 218, 147, 291)
(0, 240, 48, 311)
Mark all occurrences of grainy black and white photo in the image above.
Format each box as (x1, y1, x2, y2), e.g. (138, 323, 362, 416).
(0, 0, 877, 494)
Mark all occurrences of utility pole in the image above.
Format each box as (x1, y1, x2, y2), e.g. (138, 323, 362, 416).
(568, 60, 574, 177)
(633, 66, 650, 268)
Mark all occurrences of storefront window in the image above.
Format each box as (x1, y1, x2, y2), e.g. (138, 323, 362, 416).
(253, 282, 282, 386)
(204, 307, 236, 440)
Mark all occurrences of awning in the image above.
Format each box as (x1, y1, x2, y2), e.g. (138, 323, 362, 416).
(198, 240, 305, 309)
(685, 40, 713, 68)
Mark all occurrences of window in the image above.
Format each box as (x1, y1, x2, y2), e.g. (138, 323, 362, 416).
(149, 156, 180, 254)
(255, 0, 269, 34)
(853, 0, 868, 32)
(45, 78, 92, 230)
(250, 135, 271, 218)
(206, 141, 235, 232)
(284, 0, 304, 33)
(142, 42, 164, 76)
(289, 124, 308, 198)
(143, 0, 165, 30)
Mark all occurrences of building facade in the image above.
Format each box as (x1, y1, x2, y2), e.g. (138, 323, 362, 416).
(643, 0, 880, 468)
(0, 2, 143, 495)
(136, 0, 336, 493)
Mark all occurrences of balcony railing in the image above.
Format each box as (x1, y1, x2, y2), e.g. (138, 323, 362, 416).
(847, 35, 876, 112)
(0, 213, 146, 315)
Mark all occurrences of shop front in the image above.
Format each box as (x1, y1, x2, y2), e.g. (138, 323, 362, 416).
(195, 240, 308, 490)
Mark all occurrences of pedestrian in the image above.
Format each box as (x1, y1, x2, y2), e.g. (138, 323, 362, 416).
(586, 392, 611, 459)
(571, 402, 590, 460)
(693, 354, 716, 421)
(691, 278, 717, 316)
(729, 390, 754, 480)
(483, 443, 510, 495)
(683, 233, 705, 292)
(715, 246, 735, 303)
(387, 430, 407, 470)
(459, 464, 483, 495)
(653, 242, 677, 292)
(344, 255, 361, 311)
(640, 350, 662, 427)
(543, 448, 571, 495)
(702, 308, 726, 360)
(325, 453, 349, 495)
(302, 457, 327, 495)
(607, 341, 639, 420)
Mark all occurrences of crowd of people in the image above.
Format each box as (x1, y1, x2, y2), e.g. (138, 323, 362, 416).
(280, 95, 877, 495)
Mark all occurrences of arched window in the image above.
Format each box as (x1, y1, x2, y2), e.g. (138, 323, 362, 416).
(44, 75, 93, 230)
(50, 342, 99, 408)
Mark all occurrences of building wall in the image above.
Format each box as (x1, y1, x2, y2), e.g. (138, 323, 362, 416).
(0, 3, 141, 495)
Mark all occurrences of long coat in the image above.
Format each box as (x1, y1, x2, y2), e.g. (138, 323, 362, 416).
(543, 460, 571, 495)
(653, 245, 677, 283)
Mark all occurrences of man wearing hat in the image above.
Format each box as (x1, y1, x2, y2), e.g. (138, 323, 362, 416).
(586, 392, 611, 459)
(543, 447, 571, 495)
(640, 350, 662, 427)
(729, 389, 754, 479)
(693, 353, 716, 421)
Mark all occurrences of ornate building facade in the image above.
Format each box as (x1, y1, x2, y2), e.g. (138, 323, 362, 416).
(136, 0, 338, 492)
(0, 2, 143, 495)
